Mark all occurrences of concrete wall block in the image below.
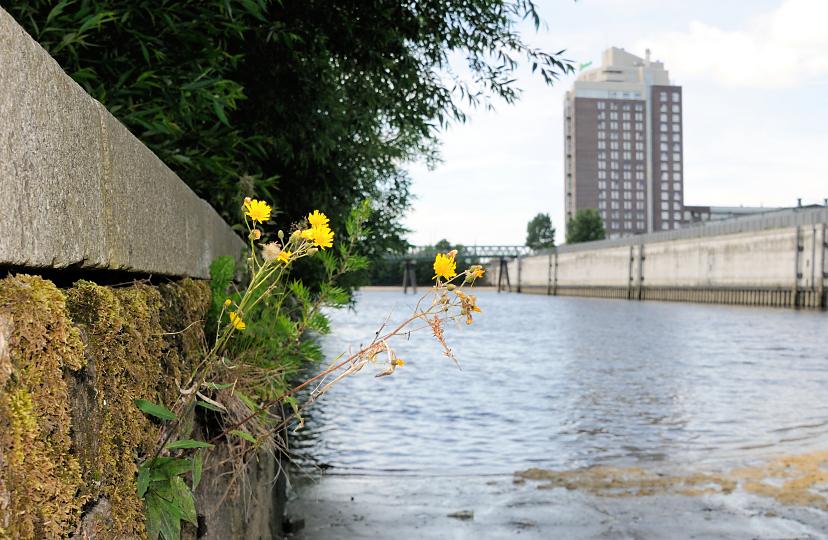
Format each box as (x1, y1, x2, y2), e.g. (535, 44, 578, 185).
(0, 9, 109, 269)
(0, 8, 243, 278)
(556, 246, 630, 286)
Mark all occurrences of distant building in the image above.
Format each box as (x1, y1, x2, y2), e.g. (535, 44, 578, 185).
(564, 47, 683, 238)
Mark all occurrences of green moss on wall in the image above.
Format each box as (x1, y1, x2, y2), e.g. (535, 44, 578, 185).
(0, 275, 212, 539)
(0, 275, 86, 538)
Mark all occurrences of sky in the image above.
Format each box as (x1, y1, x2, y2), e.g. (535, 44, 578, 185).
(403, 0, 828, 246)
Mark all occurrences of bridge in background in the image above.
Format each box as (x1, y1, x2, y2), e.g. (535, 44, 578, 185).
(385, 245, 531, 293)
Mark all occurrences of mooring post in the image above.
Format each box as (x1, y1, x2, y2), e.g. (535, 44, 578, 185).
(497, 257, 512, 293)
(516, 256, 522, 293)
(402, 259, 417, 294)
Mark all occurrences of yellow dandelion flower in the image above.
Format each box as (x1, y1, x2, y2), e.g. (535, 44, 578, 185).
(300, 229, 314, 240)
(469, 266, 485, 279)
(309, 225, 334, 250)
(307, 210, 330, 228)
(277, 250, 293, 264)
(433, 252, 457, 280)
(243, 199, 272, 224)
(229, 311, 246, 330)
(223, 298, 232, 307)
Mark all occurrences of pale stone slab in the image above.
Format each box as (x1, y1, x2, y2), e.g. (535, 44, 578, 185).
(0, 8, 243, 278)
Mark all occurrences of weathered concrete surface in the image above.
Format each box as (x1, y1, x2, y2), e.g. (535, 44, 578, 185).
(0, 8, 243, 279)
(493, 207, 828, 308)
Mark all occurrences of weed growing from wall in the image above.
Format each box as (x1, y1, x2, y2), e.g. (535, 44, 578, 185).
(130, 198, 486, 539)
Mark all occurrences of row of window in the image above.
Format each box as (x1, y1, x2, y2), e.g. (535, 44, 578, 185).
(598, 111, 645, 122)
(597, 156, 646, 169)
(658, 123, 681, 133)
(659, 91, 680, 103)
(597, 121, 645, 132)
(598, 151, 648, 161)
(659, 152, 681, 162)
(598, 181, 646, 190)
(598, 141, 645, 151)
(659, 114, 680, 123)
(660, 191, 682, 201)
(599, 190, 646, 201)
(661, 211, 683, 221)
(598, 131, 644, 141)
(598, 170, 645, 180)
(660, 132, 681, 143)
(599, 200, 646, 211)
(597, 102, 644, 111)
(659, 103, 680, 113)
(660, 182, 682, 191)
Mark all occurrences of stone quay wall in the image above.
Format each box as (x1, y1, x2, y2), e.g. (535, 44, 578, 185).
(496, 206, 828, 309)
(1, 7, 284, 539)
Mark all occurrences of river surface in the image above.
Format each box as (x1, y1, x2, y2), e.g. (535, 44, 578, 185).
(286, 290, 828, 539)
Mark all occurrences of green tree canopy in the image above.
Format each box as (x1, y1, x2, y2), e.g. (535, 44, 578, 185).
(566, 209, 606, 244)
(7, 1, 573, 261)
(525, 213, 555, 250)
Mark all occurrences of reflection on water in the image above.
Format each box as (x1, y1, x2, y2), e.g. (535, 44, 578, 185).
(293, 291, 828, 475)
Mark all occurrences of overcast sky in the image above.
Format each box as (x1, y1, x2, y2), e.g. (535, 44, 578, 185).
(403, 0, 828, 246)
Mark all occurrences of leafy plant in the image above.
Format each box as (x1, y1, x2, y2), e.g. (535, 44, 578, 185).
(134, 403, 206, 540)
(566, 208, 606, 244)
(6, 1, 574, 264)
(526, 213, 556, 250)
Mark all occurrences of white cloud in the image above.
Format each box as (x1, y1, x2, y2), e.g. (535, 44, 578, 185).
(636, 0, 828, 88)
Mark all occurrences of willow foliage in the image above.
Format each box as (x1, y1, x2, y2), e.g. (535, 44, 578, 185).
(7, 0, 572, 257)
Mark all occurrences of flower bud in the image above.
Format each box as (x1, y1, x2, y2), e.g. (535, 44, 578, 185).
(249, 228, 262, 240)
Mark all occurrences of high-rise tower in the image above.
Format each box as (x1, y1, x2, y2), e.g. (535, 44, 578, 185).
(564, 47, 683, 238)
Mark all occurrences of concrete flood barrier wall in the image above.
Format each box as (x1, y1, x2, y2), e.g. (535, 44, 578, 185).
(0, 8, 286, 539)
(497, 206, 828, 309)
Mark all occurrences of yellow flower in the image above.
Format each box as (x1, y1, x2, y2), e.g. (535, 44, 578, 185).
(392, 358, 406, 367)
(308, 224, 334, 250)
(229, 311, 246, 330)
(300, 229, 314, 240)
(307, 210, 330, 228)
(223, 298, 232, 307)
(244, 199, 272, 224)
(433, 252, 457, 280)
(469, 265, 485, 279)
(277, 250, 292, 264)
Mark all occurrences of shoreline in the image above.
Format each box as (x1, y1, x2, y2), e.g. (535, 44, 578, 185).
(356, 285, 497, 292)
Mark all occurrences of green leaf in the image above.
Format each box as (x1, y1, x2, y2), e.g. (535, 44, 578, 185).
(212, 99, 229, 126)
(165, 439, 213, 450)
(235, 391, 259, 413)
(229, 429, 257, 444)
(196, 400, 224, 412)
(151, 458, 193, 480)
(137, 465, 151, 498)
(146, 491, 183, 540)
(135, 399, 176, 421)
(192, 450, 204, 490)
(170, 476, 198, 525)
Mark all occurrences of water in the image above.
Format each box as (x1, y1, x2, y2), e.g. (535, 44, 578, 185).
(287, 291, 828, 539)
